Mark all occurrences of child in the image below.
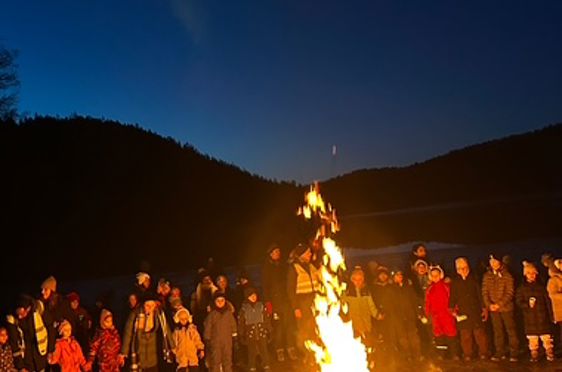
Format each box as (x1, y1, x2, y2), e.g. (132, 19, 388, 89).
(425, 265, 459, 360)
(516, 261, 554, 362)
(49, 320, 88, 372)
(0, 327, 16, 372)
(88, 309, 123, 372)
(238, 287, 271, 371)
(204, 292, 237, 372)
(173, 307, 205, 372)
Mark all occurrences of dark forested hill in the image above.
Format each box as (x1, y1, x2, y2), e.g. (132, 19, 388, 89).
(322, 124, 562, 248)
(1, 117, 561, 287)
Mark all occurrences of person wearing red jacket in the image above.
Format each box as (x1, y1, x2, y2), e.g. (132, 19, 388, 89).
(87, 309, 123, 372)
(48, 320, 88, 372)
(425, 266, 459, 360)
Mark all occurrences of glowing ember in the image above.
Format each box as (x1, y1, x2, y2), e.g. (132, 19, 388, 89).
(298, 184, 369, 371)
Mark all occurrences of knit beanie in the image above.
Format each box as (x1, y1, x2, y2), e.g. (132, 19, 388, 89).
(99, 309, 113, 329)
(522, 261, 538, 275)
(244, 286, 258, 299)
(213, 291, 226, 301)
(16, 294, 34, 310)
(173, 306, 193, 324)
(414, 259, 428, 269)
(294, 243, 310, 258)
(268, 244, 280, 254)
(41, 276, 57, 292)
(67, 292, 80, 304)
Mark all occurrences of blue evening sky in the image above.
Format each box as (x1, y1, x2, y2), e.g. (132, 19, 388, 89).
(2, 0, 561, 182)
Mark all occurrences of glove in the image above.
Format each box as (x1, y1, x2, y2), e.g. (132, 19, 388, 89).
(265, 302, 273, 316)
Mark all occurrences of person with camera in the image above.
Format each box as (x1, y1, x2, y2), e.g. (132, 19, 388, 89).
(120, 293, 175, 372)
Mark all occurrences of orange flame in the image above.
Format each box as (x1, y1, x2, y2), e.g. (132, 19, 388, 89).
(298, 184, 369, 371)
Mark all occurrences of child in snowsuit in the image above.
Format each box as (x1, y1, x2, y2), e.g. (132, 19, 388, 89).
(0, 327, 16, 372)
(238, 287, 272, 371)
(204, 292, 237, 372)
(87, 309, 123, 372)
(516, 261, 554, 362)
(49, 320, 88, 372)
(173, 307, 205, 372)
(425, 266, 459, 359)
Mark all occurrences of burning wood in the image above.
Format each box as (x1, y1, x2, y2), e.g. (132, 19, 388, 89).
(298, 183, 369, 371)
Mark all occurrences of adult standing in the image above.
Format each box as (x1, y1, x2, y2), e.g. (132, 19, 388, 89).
(482, 254, 519, 362)
(262, 244, 297, 362)
(449, 257, 489, 361)
(6, 294, 55, 372)
(286, 244, 321, 363)
(121, 293, 175, 372)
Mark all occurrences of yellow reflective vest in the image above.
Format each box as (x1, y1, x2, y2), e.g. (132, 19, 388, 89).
(294, 262, 321, 294)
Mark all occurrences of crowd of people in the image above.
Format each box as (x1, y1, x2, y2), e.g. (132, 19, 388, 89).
(1, 242, 562, 372)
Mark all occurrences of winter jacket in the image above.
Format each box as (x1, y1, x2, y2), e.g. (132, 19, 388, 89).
(6, 304, 55, 371)
(425, 280, 457, 337)
(516, 280, 553, 335)
(390, 282, 421, 323)
(173, 325, 204, 368)
(50, 337, 86, 372)
(238, 301, 272, 343)
(371, 282, 394, 315)
(89, 327, 121, 372)
(41, 293, 76, 330)
(450, 273, 486, 330)
(547, 268, 562, 322)
(203, 308, 237, 346)
(482, 266, 515, 312)
(262, 258, 289, 310)
(0, 343, 16, 372)
(121, 308, 175, 370)
(73, 307, 92, 355)
(343, 286, 378, 336)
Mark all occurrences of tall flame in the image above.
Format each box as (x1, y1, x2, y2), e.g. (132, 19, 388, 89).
(298, 183, 369, 371)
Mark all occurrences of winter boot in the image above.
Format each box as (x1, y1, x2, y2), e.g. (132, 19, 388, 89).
(287, 347, 298, 361)
(276, 349, 285, 362)
(546, 348, 555, 362)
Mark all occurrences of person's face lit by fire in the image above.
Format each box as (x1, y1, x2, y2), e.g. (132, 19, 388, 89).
(247, 293, 258, 303)
(350, 271, 365, 289)
(489, 257, 502, 272)
(102, 315, 114, 330)
(416, 263, 428, 276)
(202, 276, 214, 289)
(214, 297, 226, 309)
(41, 288, 52, 301)
(300, 249, 312, 263)
(429, 269, 442, 284)
(60, 323, 72, 339)
(129, 294, 138, 309)
(525, 269, 538, 283)
(414, 246, 427, 259)
(70, 300, 79, 311)
(143, 300, 157, 314)
(270, 248, 281, 262)
(217, 276, 229, 291)
(455, 259, 470, 279)
(377, 271, 389, 284)
(171, 287, 182, 298)
(393, 272, 404, 285)
(0, 329, 8, 345)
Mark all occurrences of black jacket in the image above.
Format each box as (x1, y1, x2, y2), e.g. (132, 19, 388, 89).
(262, 258, 288, 309)
(450, 273, 486, 330)
(516, 280, 553, 335)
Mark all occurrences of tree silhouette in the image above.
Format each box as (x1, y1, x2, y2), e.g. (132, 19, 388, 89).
(0, 45, 19, 120)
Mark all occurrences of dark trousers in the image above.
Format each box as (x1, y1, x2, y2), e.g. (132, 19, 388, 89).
(271, 305, 295, 351)
(392, 319, 421, 358)
(490, 311, 519, 358)
(209, 341, 232, 372)
(434, 336, 460, 358)
(459, 327, 489, 358)
(247, 339, 270, 370)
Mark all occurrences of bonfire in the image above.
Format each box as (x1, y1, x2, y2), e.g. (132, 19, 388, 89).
(297, 183, 370, 372)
